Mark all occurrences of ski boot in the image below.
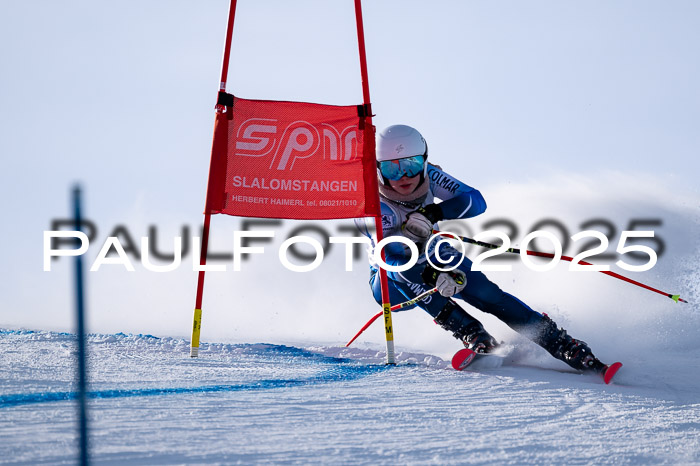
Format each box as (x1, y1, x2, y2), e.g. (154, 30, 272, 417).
(462, 322, 499, 353)
(536, 314, 606, 373)
(434, 300, 499, 353)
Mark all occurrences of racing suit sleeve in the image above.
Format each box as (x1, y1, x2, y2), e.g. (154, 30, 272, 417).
(425, 164, 486, 220)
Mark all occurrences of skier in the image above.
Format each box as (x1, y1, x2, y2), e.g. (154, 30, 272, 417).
(364, 124, 607, 373)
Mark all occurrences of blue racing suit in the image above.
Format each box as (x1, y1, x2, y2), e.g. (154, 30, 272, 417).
(368, 164, 544, 339)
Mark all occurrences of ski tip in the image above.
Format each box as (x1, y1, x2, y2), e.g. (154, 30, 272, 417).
(603, 362, 623, 384)
(451, 348, 477, 371)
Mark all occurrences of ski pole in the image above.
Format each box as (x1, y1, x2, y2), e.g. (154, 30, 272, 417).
(441, 233, 688, 304)
(345, 287, 438, 347)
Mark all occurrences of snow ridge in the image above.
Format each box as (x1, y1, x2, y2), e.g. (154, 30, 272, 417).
(0, 331, 392, 409)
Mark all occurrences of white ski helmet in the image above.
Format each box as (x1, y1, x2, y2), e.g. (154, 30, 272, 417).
(377, 124, 428, 162)
(376, 124, 428, 188)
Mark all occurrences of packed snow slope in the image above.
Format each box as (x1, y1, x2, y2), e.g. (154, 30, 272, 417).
(1, 330, 699, 465)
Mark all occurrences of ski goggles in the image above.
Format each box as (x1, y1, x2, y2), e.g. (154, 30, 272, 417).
(378, 155, 426, 181)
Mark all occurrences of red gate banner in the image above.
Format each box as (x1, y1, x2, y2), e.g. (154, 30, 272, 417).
(205, 94, 380, 220)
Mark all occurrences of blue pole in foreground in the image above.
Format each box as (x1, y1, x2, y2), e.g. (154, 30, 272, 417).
(72, 185, 89, 466)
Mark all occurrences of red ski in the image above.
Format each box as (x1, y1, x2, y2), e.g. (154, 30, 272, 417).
(451, 348, 504, 371)
(451, 348, 623, 384)
(451, 348, 477, 370)
(602, 362, 623, 385)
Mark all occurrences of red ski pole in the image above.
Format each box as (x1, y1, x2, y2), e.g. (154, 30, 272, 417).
(345, 288, 438, 347)
(446, 233, 688, 304)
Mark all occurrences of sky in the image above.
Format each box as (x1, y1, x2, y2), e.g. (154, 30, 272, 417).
(1, 1, 699, 353)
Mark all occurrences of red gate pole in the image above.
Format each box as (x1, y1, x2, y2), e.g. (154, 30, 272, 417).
(354, 0, 395, 364)
(190, 0, 238, 358)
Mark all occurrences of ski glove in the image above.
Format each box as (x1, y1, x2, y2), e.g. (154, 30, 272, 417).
(435, 270, 467, 297)
(403, 204, 444, 244)
(422, 266, 467, 298)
